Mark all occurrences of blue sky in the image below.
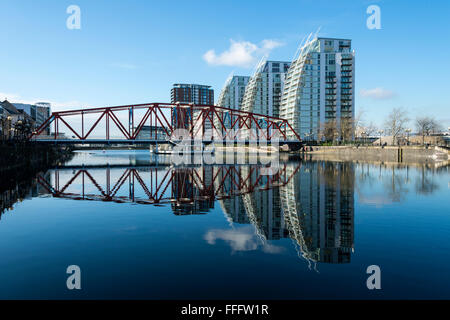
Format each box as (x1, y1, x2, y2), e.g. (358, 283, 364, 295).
(1, 0, 449, 129)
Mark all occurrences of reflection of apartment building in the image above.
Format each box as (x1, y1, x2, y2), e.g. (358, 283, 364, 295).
(171, 168, 214, 215)
(241, 168, 288, 241)
(219, 196, 249, 224)
(215, 167, 250, 225)
(217, 166, 289, 240)
(210, 162, 355, 265)
(280, 161, 355, 264)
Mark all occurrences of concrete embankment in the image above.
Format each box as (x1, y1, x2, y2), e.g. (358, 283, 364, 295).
(302, 145, 449, 164)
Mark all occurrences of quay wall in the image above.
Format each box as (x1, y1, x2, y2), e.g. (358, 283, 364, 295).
(301, 146, 449, 163)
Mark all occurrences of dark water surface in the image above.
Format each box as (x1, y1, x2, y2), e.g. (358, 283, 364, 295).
(0, 150, 449, 299)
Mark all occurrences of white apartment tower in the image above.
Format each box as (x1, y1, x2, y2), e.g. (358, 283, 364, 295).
(280, 37, 355, 140)
(241, 60, 291, 118)
(215, 75, 250, 135)
(217, 75, 250, 110)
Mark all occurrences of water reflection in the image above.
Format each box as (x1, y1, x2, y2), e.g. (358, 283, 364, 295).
(216, 161, 355, 269)
(280, 162, 354, 266)
(34, 164, 299, 212)
(356, 162, 446, 206)
(2, 159, 357, 268)
(1, 154, 447, 272)
(0, 171, 51, 218)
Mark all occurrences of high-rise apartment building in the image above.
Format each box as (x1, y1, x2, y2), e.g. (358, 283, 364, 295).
(171, 84, 214, 105)
(241, 60, 291, 118)
(280, 37, 355, 140)
(217, 75, 250, 110)
(171, 84, 214, 133)
(215, 75, 250, 135)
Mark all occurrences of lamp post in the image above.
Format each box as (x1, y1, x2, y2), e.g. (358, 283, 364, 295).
(405, 128, 411, 146)
(7, 116, 12, 140)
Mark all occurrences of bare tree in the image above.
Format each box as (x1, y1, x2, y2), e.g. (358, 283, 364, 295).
(320, 120, 338, 142)
(365, 121, 378, 137)
(416, 116, 441, 145)
(1, 116, 12, 141)
(339, 118, 354, 142)
(353, 107, 366, 138)
(384, 107, 409, 145)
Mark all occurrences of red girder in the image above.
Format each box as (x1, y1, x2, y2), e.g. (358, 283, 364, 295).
(29, 103, 301, 142)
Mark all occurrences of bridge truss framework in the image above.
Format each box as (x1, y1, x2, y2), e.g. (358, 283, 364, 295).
(29, 103, 301, 144)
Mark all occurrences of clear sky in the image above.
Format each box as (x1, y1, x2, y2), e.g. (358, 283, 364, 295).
(1, 0, 449, 129)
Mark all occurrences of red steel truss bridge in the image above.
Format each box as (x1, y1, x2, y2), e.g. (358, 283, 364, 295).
(36, 163, 301, 214)
(29, 102, 302, 148)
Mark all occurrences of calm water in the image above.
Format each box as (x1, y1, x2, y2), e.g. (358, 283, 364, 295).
(0, 150, 449, 299)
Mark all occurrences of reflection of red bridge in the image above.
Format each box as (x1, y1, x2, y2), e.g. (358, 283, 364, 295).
(36, 164, 300, 211)
(29, 103, 301, 145)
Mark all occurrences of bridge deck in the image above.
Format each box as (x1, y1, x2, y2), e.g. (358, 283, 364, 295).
(31, 139, 303, 145)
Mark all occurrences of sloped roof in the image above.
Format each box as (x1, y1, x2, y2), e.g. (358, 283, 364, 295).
(0, 100, 21, 115)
